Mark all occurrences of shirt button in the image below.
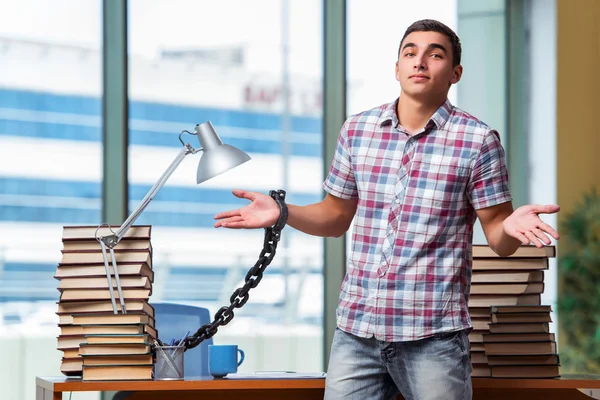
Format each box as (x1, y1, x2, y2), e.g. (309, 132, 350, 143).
(401, 167, 407, 173)
(395, 198, 400, 204)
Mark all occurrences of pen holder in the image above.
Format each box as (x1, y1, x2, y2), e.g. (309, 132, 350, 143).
(155, 345, 185, 380)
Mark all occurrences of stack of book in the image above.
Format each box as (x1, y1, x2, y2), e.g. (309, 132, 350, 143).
(55, 225, 156, 380)
(482, 305, 559, 378)
(468, 245, 556, 377)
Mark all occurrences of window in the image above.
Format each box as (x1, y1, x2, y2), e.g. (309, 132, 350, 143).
(0, 1, 101, 398)
(128, 0, 324, 372)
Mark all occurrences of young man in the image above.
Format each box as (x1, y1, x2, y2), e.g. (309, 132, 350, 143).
(214, 19, 559, 400)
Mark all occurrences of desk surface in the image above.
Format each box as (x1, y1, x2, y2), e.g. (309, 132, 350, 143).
(37, 375, 325, 392)
(37, 374, 600, 392)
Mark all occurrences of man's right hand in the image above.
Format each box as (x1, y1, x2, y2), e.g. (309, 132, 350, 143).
(213, 189, 280, 229)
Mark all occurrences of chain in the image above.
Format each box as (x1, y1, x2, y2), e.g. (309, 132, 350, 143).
(163, 189, 288, 350)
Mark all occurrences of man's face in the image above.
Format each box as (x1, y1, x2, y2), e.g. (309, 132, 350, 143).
(395, 31, 462, 101)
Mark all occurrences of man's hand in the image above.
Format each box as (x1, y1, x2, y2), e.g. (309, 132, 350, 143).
(214, 189, 280, 229)
(502, 204, 561, 247)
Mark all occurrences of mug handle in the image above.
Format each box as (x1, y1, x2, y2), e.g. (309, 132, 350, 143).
(237, 349, 245, 366)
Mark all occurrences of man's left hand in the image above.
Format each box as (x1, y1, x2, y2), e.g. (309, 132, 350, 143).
(503, 204, 560, 247)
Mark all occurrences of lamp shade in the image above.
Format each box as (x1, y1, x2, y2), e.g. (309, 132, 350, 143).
(195, 121, 251, 184)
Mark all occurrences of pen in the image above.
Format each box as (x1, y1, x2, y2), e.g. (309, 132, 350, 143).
(170, 330, 190, 357)
(177, 330, 190, 347)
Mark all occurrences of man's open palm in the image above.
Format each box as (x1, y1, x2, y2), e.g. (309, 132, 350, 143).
(503, 204, 560, 247)
(213, 189, 280, 229)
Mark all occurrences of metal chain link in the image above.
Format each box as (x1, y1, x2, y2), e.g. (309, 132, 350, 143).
(161, 189, 287, 351)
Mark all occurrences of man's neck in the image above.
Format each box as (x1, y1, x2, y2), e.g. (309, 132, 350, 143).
(397, 94, 445, 134)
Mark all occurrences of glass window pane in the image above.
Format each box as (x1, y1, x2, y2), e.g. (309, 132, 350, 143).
(129, 0, 324, 372)
(0, 0, 101, 397)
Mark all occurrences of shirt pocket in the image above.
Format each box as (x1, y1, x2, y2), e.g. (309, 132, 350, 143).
(354, 146, 401, 203)
(408, 159, 470, 209)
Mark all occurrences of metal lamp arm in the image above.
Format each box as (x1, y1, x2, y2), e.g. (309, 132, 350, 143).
(100, 143, 199, 248)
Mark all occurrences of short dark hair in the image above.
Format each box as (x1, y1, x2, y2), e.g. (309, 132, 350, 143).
(398, 19, 462, 67)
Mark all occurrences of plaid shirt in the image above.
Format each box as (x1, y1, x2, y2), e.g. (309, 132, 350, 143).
(323, 98, 512, 342)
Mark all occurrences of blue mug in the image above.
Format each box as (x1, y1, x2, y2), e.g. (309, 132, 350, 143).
(208, 344, 245, 378)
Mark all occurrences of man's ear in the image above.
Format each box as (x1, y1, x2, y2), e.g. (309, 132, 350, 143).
(395, 61, 400, 82)
(451, 65, 463, 84)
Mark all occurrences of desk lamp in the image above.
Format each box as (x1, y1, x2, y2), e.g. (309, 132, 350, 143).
(95, 121, 250, 314)
(94, 120, 288, 350)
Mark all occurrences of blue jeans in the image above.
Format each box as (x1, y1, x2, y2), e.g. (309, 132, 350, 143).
(324, 328, 472, 400)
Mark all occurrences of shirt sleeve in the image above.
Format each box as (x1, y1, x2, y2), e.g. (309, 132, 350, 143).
(323, 119, 359, 199)
(467, 129, 512, 210)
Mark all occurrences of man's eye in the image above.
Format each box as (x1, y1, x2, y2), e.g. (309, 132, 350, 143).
(431, 54, 443, 59)
(405, 52, 415, 57)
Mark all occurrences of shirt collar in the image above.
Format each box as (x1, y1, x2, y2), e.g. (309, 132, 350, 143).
(378, 97, 454, 130)
(429, 98, 453, 130)
(378, 99, 398, 127)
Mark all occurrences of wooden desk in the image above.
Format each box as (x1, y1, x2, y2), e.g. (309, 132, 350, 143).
(37, 375, 600, 400)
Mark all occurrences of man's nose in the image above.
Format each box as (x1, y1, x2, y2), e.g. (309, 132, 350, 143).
(414, 56, 427, 70)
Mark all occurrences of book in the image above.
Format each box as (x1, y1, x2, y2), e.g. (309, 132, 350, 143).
(85, 334, 151, 344)
(471, 363, 491, 377)
(62, 239, 152, 253)
(63, 225, 151, 240)
(468, 294, 540, 308)
(60, 323, 157, 339)
(482, 332, 556, 343)
(470, 343, 485, 352)
(59, 315, 74, 325)
(71, 312, 154, 326)
(60, 357, 83, 376)
(57, 335, 87, 350)
(79, 342, 152, 356)
(468, 330, 485, 343)
(470, 282, 544, 295)
(54, 263, 153, 280)
(490, 305, 552, 314)
(56, 300, 155, 317)
(62, 348, 80, 358)
(470, 351, 487, 364)
(470, 318, 490, 331)
(491, 312, 552, 324)
(59, 251, 152, 267)
(58, 276, 152, 290)
(81, 353, 153, 366)
(471, 270, 544, 283)
(486, 354, 560, 366)
(82, 364, 154, 381)
(472, 258, 548, 271)
(473, 245, 556, 258)
(59, 288, 151, 302)
(488, 322, 550, 334)
(484, 341, 557, 355)
(468, 308, 492, 319)
(489, 364, 560, 378)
